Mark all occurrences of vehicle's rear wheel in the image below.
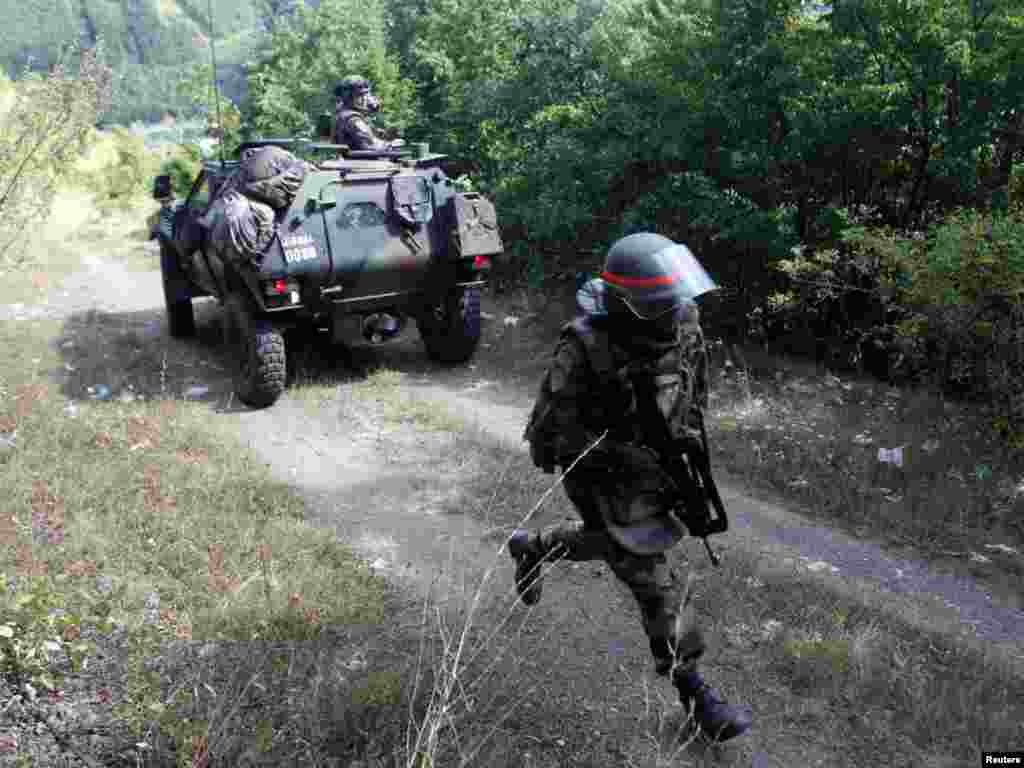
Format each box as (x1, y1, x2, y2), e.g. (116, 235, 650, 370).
(223, 292, 286, 408)
(418, 285, 482, 364)
(160, 240, 195, 338)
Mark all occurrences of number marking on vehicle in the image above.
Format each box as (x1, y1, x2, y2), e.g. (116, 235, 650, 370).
(282, 234, 319, 265)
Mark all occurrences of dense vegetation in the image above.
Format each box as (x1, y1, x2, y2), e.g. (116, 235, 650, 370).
(5, 0, 1024, 440)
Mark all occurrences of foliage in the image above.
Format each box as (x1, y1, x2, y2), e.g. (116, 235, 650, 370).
(896, 206, 1024, 429)
(773, 200, 1024, 441)
(75, 128, 163, 211)
(0, 576, 108, 691)
(160, 144, 203, 202)
(0, 44, 113, 264)
(176, 62, 243, 157)
(244, 0, 414, 138)
(4, 0, 1024, 433)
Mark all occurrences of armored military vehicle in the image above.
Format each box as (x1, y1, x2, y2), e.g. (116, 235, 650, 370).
(152, 139, 503, 408)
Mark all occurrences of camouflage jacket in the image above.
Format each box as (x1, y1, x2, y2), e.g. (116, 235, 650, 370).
(525, 301, 710, 472)
(334, 107, 388, 151)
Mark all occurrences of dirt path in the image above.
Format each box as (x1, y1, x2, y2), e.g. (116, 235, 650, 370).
(385, 372, 1024, 654)
(17, 244, 1024, 765)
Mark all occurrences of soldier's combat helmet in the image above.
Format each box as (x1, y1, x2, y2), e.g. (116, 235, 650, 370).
(334, 75, 379, 113)
(601, 232, 719, 320)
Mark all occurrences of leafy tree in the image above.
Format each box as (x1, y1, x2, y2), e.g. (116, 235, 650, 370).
(244, 0, 414, 138)
(176, 62, 243, 157)
(0, 44, 113, 263)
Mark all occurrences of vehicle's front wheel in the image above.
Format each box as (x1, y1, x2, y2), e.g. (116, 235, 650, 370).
(223, 292, 286, 408)
(159, 240, 195, 338)
(417, 285, 482, 364)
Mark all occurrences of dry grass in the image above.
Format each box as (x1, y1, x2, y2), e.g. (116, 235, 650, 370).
(264, 357, 1023, 765)
(412, 417, 1024, 767)
(704, 343, 1024, 583)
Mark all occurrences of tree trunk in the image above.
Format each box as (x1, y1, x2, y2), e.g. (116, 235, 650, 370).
(995, 111, 1024, 186)
(902, 137, 931, 229)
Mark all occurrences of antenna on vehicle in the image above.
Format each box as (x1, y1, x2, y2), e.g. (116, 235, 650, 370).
(207, 0, 226, 165)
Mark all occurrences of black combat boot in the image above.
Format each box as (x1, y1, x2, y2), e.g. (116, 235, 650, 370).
(508, 529, 545, 605)
(674, 668, 753, 742)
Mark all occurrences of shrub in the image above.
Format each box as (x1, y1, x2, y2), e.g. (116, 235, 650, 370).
(76, 128, 162, 211)
(0, 45, 113, 264)
(774, 202, 1024, 446)
(897, 204, 1024, 439)
(159, 144, 203, 201)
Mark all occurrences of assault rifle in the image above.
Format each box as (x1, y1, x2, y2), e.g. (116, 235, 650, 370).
(662, 413, 729, 566)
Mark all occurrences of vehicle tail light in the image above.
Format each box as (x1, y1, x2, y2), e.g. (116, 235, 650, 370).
(263, 278, 301, 306)
(473, 255, 491, 270)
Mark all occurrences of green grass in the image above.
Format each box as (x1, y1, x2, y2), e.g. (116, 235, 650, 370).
(292, 365, 470, 433)
(0, 193, 398, 764)
(0, 318, 399, 765)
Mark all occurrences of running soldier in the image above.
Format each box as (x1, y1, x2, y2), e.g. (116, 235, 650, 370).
(515, 232, 753, 742)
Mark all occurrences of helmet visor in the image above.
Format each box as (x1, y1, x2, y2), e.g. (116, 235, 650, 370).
(602, 244, 719, 320)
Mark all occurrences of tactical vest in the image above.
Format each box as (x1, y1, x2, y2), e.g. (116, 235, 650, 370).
(524, 317, 684, 473)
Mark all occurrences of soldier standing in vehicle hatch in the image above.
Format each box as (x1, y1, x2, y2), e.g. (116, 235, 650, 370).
(333, 75, 405, 152)
(515, 232, 754, 742)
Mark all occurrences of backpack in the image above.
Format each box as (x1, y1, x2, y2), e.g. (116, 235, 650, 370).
(523, 317, 622, 473)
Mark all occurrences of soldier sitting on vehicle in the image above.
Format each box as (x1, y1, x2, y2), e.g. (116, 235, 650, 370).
(333, 75, 405, 152)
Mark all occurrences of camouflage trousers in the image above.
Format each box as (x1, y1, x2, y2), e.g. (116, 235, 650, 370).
(534, 469, 705, 676)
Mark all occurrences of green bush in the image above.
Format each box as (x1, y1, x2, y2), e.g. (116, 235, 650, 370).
(0, 45, 113, 264)
(1010, 164, 1024, 208)
(159, 144, 203, 201)
(897, 205, 1024, 437)
(80, 128, 162, 211)
(774, 203, 1024, 447)
(0, 576, 107, 691)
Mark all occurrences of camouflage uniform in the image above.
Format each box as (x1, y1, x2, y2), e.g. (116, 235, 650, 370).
(333, 107, 389, 151)
(515, 233, 753, 741)
(527, 299, 710, 675)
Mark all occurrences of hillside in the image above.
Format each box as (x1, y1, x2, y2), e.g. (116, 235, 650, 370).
(1, 0, 266, 124)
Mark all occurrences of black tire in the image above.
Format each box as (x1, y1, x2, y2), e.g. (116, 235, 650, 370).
(160, 241, 195, 338)
(223, 292, 287, 408)
(418, 285, 482, 364)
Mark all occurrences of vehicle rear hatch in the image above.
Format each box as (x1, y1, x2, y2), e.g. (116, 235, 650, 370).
(256, 161, 446, 307)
